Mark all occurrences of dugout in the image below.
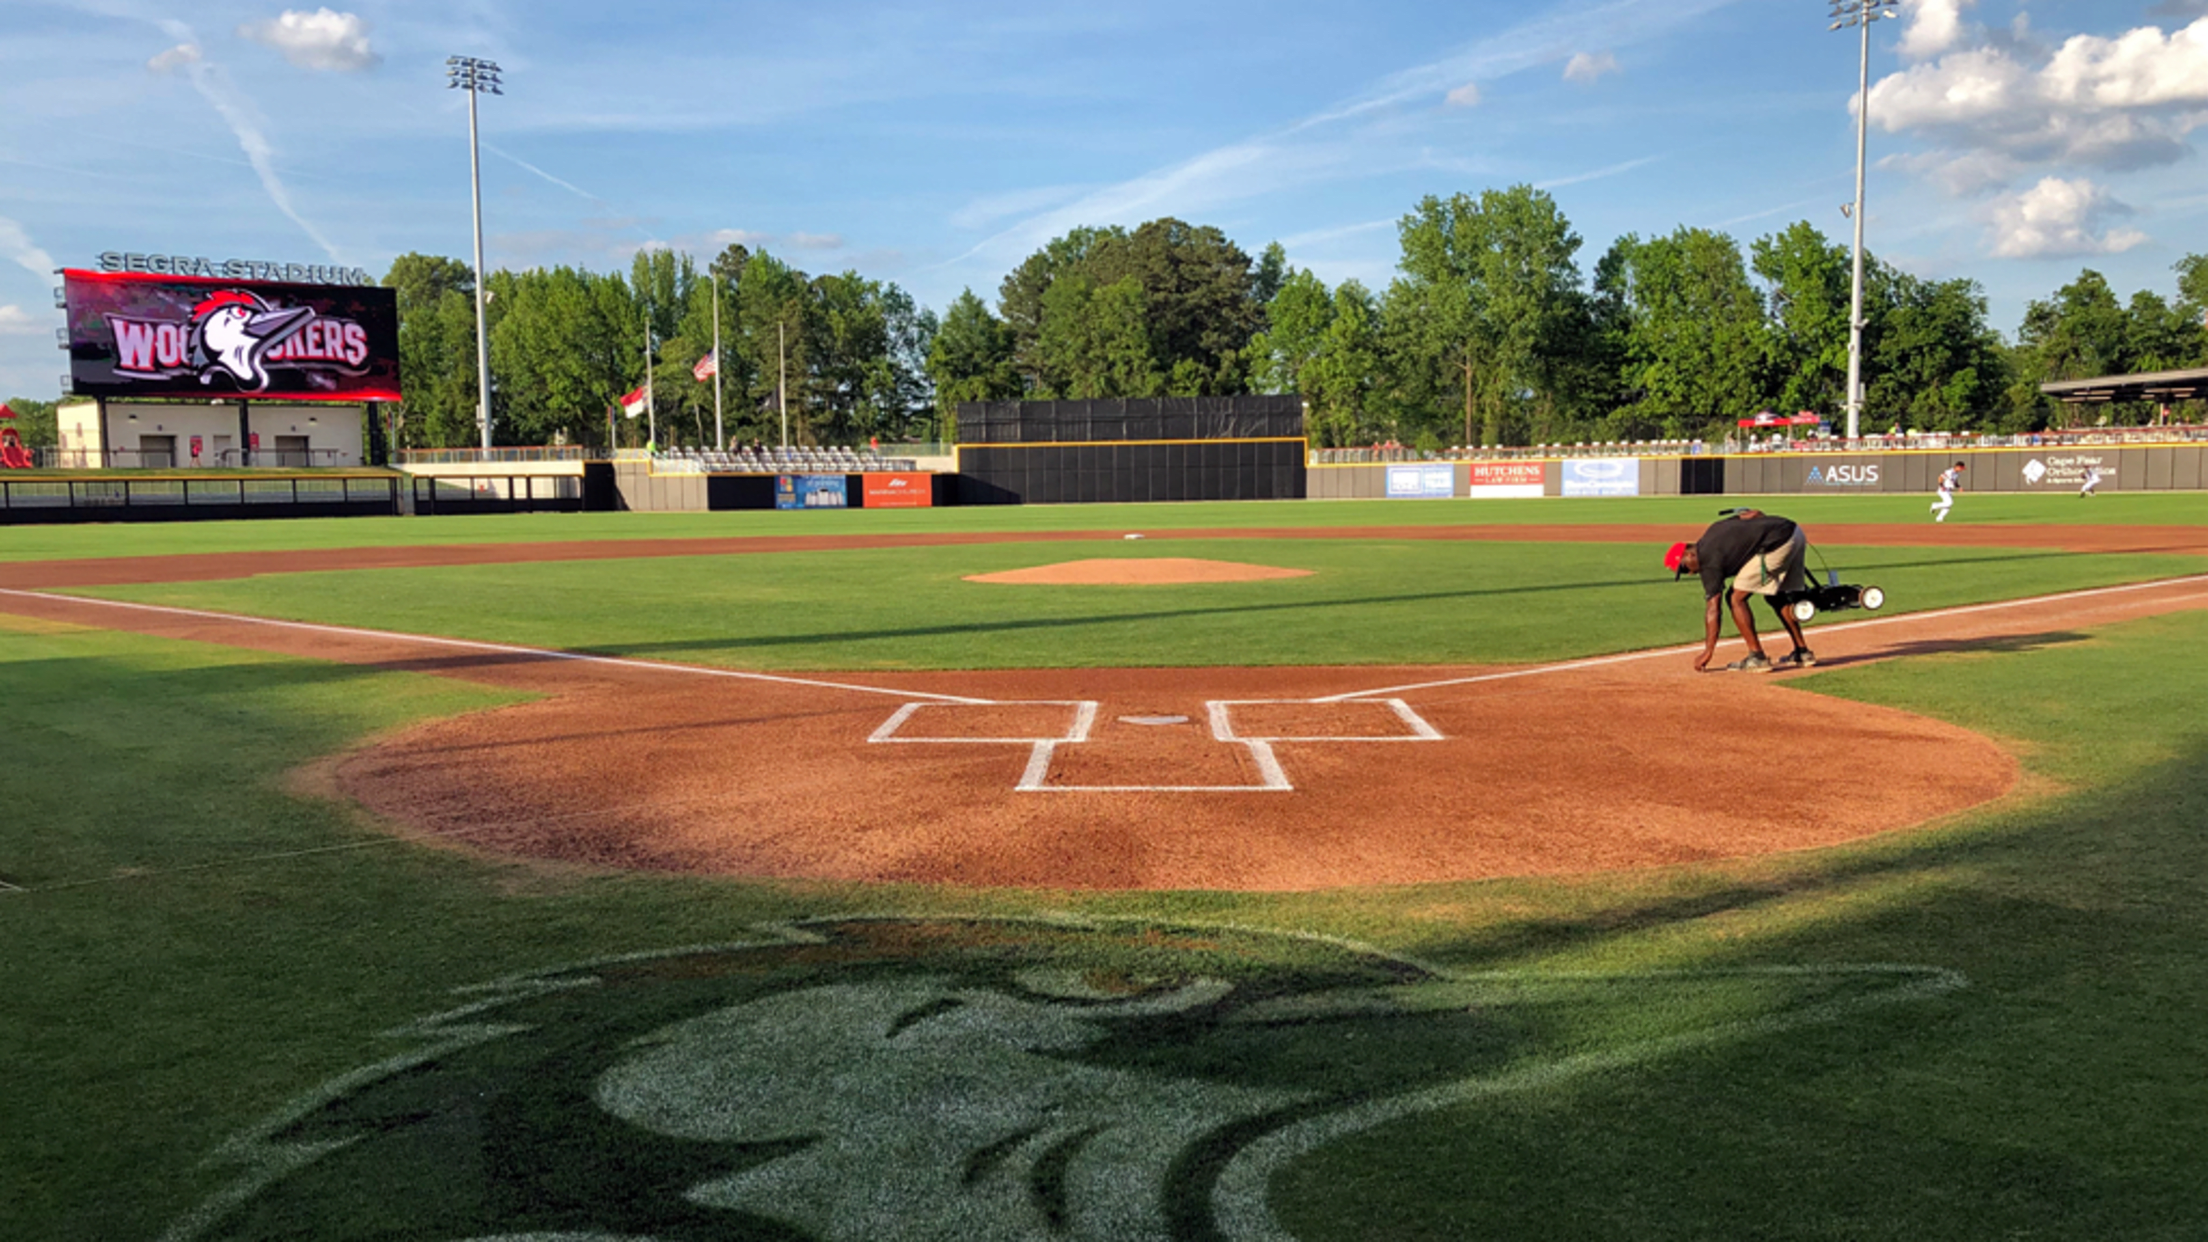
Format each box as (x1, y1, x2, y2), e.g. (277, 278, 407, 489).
(953, 396, 1306, 505)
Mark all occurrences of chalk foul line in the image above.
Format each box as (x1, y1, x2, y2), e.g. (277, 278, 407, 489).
(1320, 572, 2208, 701)
(0, 587, 992, 704)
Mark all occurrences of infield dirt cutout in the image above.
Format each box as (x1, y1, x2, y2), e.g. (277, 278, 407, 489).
(4, 552, 2205, 891)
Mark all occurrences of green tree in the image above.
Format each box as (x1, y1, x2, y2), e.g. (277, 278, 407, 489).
(926, 290, 1020, 433)
(1387, 186, 1585, 447)
(382, 253, 482, 448)
(1751, 222, 1851, 420)
(489, 266, 636, 447)
(1863, 270, 2006, 432)
(2, 396, 58, 448)
(1594, 226, 1767, 439)
(1304, 281, 1387, 447)
(1035, 274, 1164, 399)
(1247, 268, 1334, 396)
(1000, 218, 1264, 397)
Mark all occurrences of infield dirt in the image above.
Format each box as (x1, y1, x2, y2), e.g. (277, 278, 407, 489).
(6, 565, 2205, 890)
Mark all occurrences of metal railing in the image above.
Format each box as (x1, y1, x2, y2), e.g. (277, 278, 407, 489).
(1312, 424, 2208, 464)
(395, 445, 608, 465)
(1, 474, 399, 515)
(24, 447, 352, 469)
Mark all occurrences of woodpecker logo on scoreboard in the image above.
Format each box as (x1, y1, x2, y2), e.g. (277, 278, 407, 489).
(103, 289, 373, 392)
(62, 269, 401, 403)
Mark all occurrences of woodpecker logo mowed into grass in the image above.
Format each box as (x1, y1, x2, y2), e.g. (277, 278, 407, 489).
(163, 918, 1965, 1242)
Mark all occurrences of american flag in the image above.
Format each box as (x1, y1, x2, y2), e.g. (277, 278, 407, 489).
(692, 350, 718, 381)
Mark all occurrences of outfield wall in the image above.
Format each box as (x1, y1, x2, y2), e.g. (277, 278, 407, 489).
(1309, 444, 2201, 499)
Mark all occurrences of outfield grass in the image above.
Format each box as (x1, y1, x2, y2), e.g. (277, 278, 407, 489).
(5, 596, 2206, 1238)
(4, 490, 2206, 562)
(74, 534, 2208, 670)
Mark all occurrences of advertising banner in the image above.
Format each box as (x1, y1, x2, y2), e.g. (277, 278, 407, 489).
(1561, 458, 1640, 497)
(1386, 463, 1455, 499)
(1465, 459, 1545, 499)
(1801, 459, 1884, 489)
(861, 471, 933, 508)
(775, 474, 848, 509)
(62, 269, 401, 403)
(2019, 451, 2113, 491)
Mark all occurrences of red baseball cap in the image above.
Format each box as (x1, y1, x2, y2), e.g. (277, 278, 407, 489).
(1664, 541, 1692, 577)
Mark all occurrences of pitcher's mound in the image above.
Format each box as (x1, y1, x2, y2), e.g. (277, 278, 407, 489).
(966, 558, 1314, 586)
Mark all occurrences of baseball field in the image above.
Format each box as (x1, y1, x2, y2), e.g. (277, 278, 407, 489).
(6, 492, 2208, 1240)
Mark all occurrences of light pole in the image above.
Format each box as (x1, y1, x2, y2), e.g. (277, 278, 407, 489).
(447, 56, 502, 451)
(1829, 0, 1900, 442)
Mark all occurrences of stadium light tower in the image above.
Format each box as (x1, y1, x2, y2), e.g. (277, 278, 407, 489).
(1829, 0, 1901, 442)
(447, 55, 502, 451)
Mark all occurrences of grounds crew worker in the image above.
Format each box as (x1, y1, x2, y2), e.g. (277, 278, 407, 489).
(1664, 509, 1817, 673)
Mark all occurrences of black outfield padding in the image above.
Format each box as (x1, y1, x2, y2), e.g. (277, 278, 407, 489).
(953, 397, 1307, 505)
(957, 395, 1305, 445)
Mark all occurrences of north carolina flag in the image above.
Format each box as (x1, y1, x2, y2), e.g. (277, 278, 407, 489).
(620, 386, 648, 418)
(692, 350, 718, 381)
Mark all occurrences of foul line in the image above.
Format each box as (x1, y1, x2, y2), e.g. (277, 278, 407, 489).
(1320, 572, 2208, 701)
(0, 587, 993, 705)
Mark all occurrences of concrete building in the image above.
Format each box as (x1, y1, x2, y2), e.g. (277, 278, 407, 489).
(55, 400, 366, 468)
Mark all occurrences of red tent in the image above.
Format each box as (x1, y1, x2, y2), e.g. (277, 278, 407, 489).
(1738, 411, 1787, 428)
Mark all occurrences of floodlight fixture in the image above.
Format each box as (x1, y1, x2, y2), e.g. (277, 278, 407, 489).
(1827, 0, 1900, 441)
(447, 56, 503, 449)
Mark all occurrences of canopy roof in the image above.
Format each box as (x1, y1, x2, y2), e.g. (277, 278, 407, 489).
(2040, 366, 2208, 405)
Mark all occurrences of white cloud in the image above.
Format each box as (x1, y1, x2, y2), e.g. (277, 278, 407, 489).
(236, 9, 380, 72)
(147, 43, 202, 73)
(1868, 18, 2208, 180)
(1987, 177, 2148, 257)
(0, 306, 46, 336)
(2041, 19, 2208, 107)
(0, 215, 56, 278)
(1562, 51, 1619, 83)
(1445, 82, 1482, 107)
(1899, 0, 1975, 61)
(151, 19, 345, 262)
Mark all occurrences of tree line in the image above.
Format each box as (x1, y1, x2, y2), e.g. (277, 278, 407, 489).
(11, 185, 2206, 451)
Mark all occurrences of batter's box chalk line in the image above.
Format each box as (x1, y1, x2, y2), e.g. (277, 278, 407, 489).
(868, 698, 1443, 793)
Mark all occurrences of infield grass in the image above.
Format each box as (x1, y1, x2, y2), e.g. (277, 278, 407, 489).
(5, 604, 2208, 1237)
(66, 534, 2208, 670)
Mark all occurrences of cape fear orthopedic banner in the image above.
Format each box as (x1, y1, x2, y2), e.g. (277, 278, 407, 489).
(62, 269, 401, 403)
(2020, 452, 2114, 491)
(1386, 464, 1455, 499)
(1561, 458, 1640, 497)
(1466, 460, 1545, 498)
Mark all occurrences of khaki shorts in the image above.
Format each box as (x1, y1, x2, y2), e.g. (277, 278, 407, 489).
(1732, 528, 1807, 596)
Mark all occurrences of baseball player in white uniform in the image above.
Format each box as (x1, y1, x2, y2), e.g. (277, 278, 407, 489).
(2080, 465, 2103, 498)
(1930, 461, 1964, 522)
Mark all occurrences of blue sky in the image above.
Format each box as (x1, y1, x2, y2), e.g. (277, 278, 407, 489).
(7, 0, 2208, 400)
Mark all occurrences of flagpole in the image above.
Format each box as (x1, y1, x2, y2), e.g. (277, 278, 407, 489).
(644, 313, 656, 451)
(711, 274, 724, 450)
(778, 319, 788, 450)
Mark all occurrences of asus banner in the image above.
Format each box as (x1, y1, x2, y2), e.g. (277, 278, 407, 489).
(63, 269, 402, 403)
